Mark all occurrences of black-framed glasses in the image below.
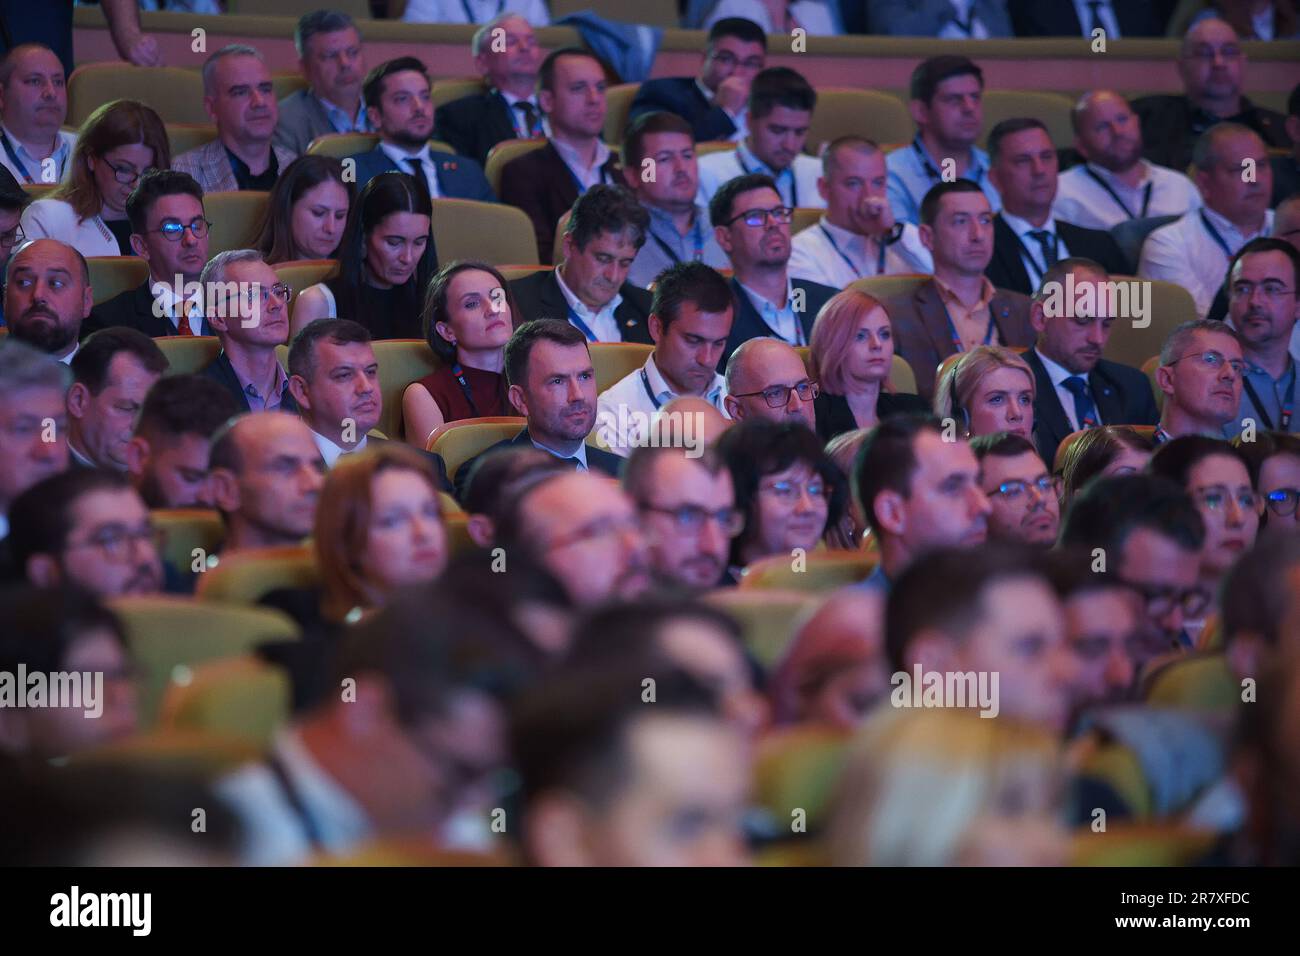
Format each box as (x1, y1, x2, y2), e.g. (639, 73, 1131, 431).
(988, 475, 1061, 501)
(725, 205, 793, 228)
(1129, 580, 1211, 620)
(1229, 281, 1296, 301)
(63, 524, 164, 563)
(0, 224, 24, 248)
(104, 161, 154, 185)
(731, 380, 819, 408)
(1192, 486, 1263, 515)
(1265, 487, 1300, 517)
(1165, 349, 1246, 377)
(641, 503, 745, 537)
(151, 218, 211, 241)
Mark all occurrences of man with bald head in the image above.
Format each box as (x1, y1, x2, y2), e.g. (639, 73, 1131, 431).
(207, 412, 326, 556)
(655, 396, 731, 448)
(1132, 18, 1291, 172)
(4, 238, 91, 362)
(1054, 90, 1202, 231)
(723, 337, 817, 431)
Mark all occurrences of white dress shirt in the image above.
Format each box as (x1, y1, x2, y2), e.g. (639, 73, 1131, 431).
(57, 342, 79, 365)
(596, 354, 728, 457)
(737, 276, 804, 345)
(1000, 211, 1073, 291)
(379, 141, 440, 198)
(311, 429, 368, 469)
(1139, 207, 1275, 319)
(554, 265, 623, 342)
(1053, 160, 1202, 231)
(1035, 347, 1104, 432)
(402, 0, 550, 25)
(0, 125, 76, 185)
(696, 140, 824, 211)
(788, 216, 933, 287)
(552, 137, 613, 193)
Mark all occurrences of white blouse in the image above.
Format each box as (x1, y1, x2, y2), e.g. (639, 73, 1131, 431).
(20, 197, 122, 259)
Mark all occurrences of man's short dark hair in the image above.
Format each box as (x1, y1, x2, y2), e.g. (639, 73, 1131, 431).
(461, 446, 570, 520)
(363, 56, 428, 110)
(0, 584, 126, 677)
(538, 47, 605, 94)
(1060, 473, 1206, 557)
(287, 317, 372, 382)
(748, 66, 816, 122)
(136, 374, 239, 443)
(969, 431, 1040, 462)
(294, 9, 357, 59)
(9, 470, 133, 573)
(649, 260, 733, 331)
(622, 444, 727, 505)
(854, 415, 943, 533)
(0, 165, 30, 215)
(504, 319, 588, 388)
(622, 110, 694, 170)
(709, 172, 778, 227)
(910, 55, 984, 106)
(1226, 236, 1300, 293)
(707, 17, 767, 49)
(919, 179, 985, 226)
(70, 328, 168, 394)
(1044, 547, 1138, 603)
(563, 184, 648, 254)
(126, 170, 205, 236)
(987, 117, 1050, 165)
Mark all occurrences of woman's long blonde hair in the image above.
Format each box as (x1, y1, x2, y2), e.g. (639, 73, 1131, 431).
(932, 346, 1035, 423)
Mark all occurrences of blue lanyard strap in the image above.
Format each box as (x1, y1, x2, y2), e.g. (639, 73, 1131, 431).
(451, 361, 481, 418)
(639, 368, 663, 410)
(1241, 364, 1296, 432)
(649, 215, 705, 265)
(819, 224, 886, 277)
(945, 305, 996, 354)
(1084, 167, 1152, 220)
(1, 130, 40, 185)
(567, 305, 599, 342)
(1199, 211, 1235, 258)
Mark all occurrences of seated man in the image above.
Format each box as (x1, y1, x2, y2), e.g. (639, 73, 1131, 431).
(597, 261, 732, 456)
(0, 43, 77, 185)
(346, 57, 493, 201)
(83, 170, 212, 338)
(66, 328, 167, 471)
(722, 337, 817, 431)
(4, 237, 92, 364)
(970, 432, 1060, 547)
(126, 375, 240, 510)
(508, 185, 653, 344)
(273, 10, 370, 157)
(629, 17, 764, 144)
(696, 67, 822, 211)
(8, 469, 163, 597)
(0, 342, 69, 546)
(1154, 319, 1246, 443)
(206, 412, 325, 557)
(1223, 238, 1300, 436)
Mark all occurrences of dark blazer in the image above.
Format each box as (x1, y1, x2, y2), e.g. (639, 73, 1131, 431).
(83, 281, 211, 340)
(628, 77, 737, 143)
(1007, 0, 1166, 37)
(345, 144, 495, 202)
(499, 141, 623, 265)
(1131, 94, 1291, 173)
(366, 435, 452, 493)
(723, 277, 838, 367)
(1022, 347, 1160, 466)
(878, 277, 1034, 400)
(1272, 154, 1300, 210)
(198, 350, 298, 415)
(434, 90, 518, 167)
(453, 426, 623, 502)
(813, 389, 932, 443)
(986, 213, 1130, 295)
(508, 268, 653, 344)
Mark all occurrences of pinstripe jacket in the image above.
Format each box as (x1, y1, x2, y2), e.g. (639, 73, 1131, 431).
(172, 138, 298, 194)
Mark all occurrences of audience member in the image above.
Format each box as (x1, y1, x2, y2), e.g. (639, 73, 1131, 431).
(0, 341, 69, 542)
(1235, 430, 1300, 535)
(1224, 238, 1300, 435)
(933, 345, 1036, 441)
(867, 0, 1013, 37)
(1008, 0, 1167, 37)
(1271, 83, 1299, 207)
(723, 337, 817, 430)
(704, 0, 842, 34)
(1154, 318, 1246, 441)
(1057, 424, 1155, 501)
(255, 155, 352, 264)
(0, 44, 75, 185)
(4, 238, 92, 363)
(1219, 534, 1300, 684)
(273, 10, 370, 157)
(126, 374, 238, 509)
(971, 431, 1060, 546)
(459, 446, 570, 547)
(66, 328, 166, 471)
(286, 318, 384, 466)
(824, 427, 870, 549)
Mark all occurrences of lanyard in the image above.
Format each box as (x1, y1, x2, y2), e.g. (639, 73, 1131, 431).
(736, 151, 798, 207)
(459, 0, 503, 22)
(567, 305, 600, 342)
(0, 130, 44, 185)
(819, 224, 884, 278)
(639, 368, 664, 410)
(451, 361, 481, 418)
(945, 304, 996, 354)
(1241, 366, 1296, 432)
(1084, 167, 1152, 220)
(1013, 229, 1058, 288)
(650, 215, 705, 265)
(266, 754, 325, 852)
(1199, 211, 1236, 258)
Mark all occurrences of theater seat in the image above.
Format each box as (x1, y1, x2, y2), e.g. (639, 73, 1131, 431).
(20, 183, 57, 200)
(195, 545, 319, 606)
(551, 0, 679, 27)
(739, 551, 879, 592)
(227, 0, 369, 16)
(205, 191, 270, 255)
(156, 335, 221, 377)
(696, 141, 737, 158)
(1070, 823, 1217, 867)
(604, 83, 640, 144)
(152, 508, 225, 574)
(431, 198, 539, 267)
(86, 256, 149, 307)
(484, 137, 547, 197)
(591, 342, 652, 393)
(791, 207, 822, 235)
(166, 123, 218, 158)
(1144, 653, 1238, 711)
(431, 76, 487, 111)
(1053, 425, 1156, 472)
(271, 72, 308, 102)
(850, 273, 931, 304)
(807, 89, 913, 153)
(158, 654, 291, 747)
(67, 64, 207, 126)
(980, 90, 1076, 149)
(1102, 278, 1198, 370)
(316, 839, 513, 867)
(704, 589, 819, 669)
(753, 725, 852, 848)
(427, 417, 528, 482)
(1076, 738, 1151, 819)
(373, 339, 442, 439)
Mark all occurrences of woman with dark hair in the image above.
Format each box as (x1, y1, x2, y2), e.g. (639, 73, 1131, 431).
(1234, 431, 1300, 536)
(20, 100, 169, 257)
(401, 259, 514, 447)
(255, 155, 352, 263)
(1058, 425, 1154, 503)
(716, 420, 848, 578)
(290, 171, 437, 339)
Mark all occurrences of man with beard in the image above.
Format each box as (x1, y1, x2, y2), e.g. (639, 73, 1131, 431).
(126, 375, 239, 509)
(345, 57, 493, 200)
(4, 237, 92, 363)
(1054, 90, 1202, 232)
(1223, 239, 1300, 436)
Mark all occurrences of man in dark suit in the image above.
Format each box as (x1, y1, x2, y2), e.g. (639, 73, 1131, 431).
(1022, 257, 1159, 465)
(628, 17, 766, 144)
(708, 173, 836, 366)
(454, 319, 623, 500)
(1007, 0, 1166, 38)
(985, 118, 1129, 295)
(508, 185, 654, 345)
(346, 57, 494, 201)
(84, 171, 213, 340)
(500, 48, 622, 264)
(433, 13, 543, 166)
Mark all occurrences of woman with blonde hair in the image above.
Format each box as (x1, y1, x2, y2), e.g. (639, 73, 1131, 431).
(933, 345, 1036, 441)
(20, 100, 169, 257)
(810, 288, 928, 443)
(1057, 425, 1154, 502)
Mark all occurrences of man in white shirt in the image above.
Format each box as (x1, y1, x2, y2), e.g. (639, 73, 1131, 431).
(403, 0, 549, 26)
(597, 261, 733, 457)
(697, 66, 823, 211)
(1054, 90, 1202, 231)
(0, 44, 75, 186)
(286, 318, 382, 467)
(1139, 123, 1275, 319)
(790, 136, 933, 288)
(4, 237, 92, 364)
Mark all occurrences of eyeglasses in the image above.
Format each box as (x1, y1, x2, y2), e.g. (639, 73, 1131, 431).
(1264, 487, 1300, 517)
(1192, 486, 1263, 515)
(1129, 581, 1211, 620)
(151, 219, 211, 241)
(641, 503, 745, 537)
(708, 51, 765, 71)
(1229, 281, 1296, 301)
(731, 380, 819, 408)
(987, 475, 1061, 501)
(725, 205, 793, 228)
(104, 161, 154, 185)
(1165, 349, 1246, 377)
(0, 224, 24, 248)
(63, 524, 164, 563)
(759, 478, 827, 502)
(227, 282, 293, 308)
(545, 513, 642, 552)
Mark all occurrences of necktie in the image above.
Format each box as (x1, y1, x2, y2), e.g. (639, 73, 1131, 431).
(514, 101, 541, 138)
(175, 299, 195, 336)
(1028, 229, 1059, 269)
(404, 155, 436, 198)
(1062, 375, 1098, 430)
(1085, 1, 1104, 36)
(562, 456, 583, 471)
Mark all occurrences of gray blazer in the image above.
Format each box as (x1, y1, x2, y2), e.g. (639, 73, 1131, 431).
(172, 138, 298, 194)
(275, 89, 347, 157)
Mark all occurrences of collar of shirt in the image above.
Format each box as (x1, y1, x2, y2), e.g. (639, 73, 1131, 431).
(69, 442, 95, 468)
(646, 202, 706, 246)
(531, 436, 589, 469)
(818, 215, 874, 262)
(695, 77, 714, 104)
(272, 728, 373, 850)
(552, 136, 611, 187)
(315, 92, 368, 134)
(912, 134, 989, 184)
(737, 274, 795, 314)
(225, 145, 278, 188)
(555, 264, 622, 327)
(1033, 347, 1081, 390)
(1201, 204, 1273, 250)
(58, 342, 78, 365)
(933, 273, 996, 312)
(643, 353, 725, 407)
(312, 428, 368, 468)
(737, 139, 788, 182)
(2, 122, 71, 170)
(1000, 209, 1057, 242)
(234, 359, 289, 410)
(380, 139, 433, 170)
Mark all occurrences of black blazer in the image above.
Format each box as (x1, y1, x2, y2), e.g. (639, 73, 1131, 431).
(198, 350, 298, 415)
(1007, 0, 1166, 36)
(1131, 94, 1291, 173)
(366, 435, 451, 493)
(1022, 348, 1160, 466)
(83, 280, 211, 339)
(499, 141, 622, 265)
(814, 389, 932, 443)
(722, 277, 838, 367)
(434, 90, 519, 167)
(986, 213, 1130, 295)
(453, 426, 623, 502)
(628, 77, 737, 143)
(508, 268, 653, 344)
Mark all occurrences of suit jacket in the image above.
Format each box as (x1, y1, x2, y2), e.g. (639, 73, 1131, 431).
(1007, 0, 1166, 36)
(1131, 94, 1291, 173)
(986, 213, 1130, 295)
(813, 389, 932, 443)
(508, 268, 653, 344)
(453, 426, 624, 502)
(346, 144, 495, 202)
(1022, 348, 1160, 465)
(499, 141, 623, 265)
(198, 350, 298, 415)
(722, 277, 837, 367)
(628, 77, 737, 143)
(83, 281, 211, 339)
(879, 277, 1034, 400)
(434, 90, 518, 167)
(867, 0, 1013, 36)
(172, 139, 298, 194)
(273, 88, 361, 157)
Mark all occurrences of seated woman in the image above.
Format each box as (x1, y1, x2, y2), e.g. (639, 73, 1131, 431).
(1234, 430, 1300, 537)
(932, 345, 1036, 442)
(291, 171, 436, 340)
(255, 155, 352, 263)
(823, 427, 869, 550)
(810, 289, 928, 443)
(1057, 425, 1154, 503)
(402, 260, 515, 447)
(20, 100, 169, 258)
(716, 419, 847, 581)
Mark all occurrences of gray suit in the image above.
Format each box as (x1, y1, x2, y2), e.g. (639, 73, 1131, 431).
(274, 89, 362, 157)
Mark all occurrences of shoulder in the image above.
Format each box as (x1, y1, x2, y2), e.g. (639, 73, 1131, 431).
(273, 143, 299, 167)
(1130, 94, 1183, 114)
(438, 91, 491, 115)
(620, 284, 653, 309)
(22, 196, 78, 228)
(698, 149, 738, 171)
(174, 140, 221, 167)
(598, 365, 641, 402)
(430, 149, 487, 176)
(508, 268, 551, 297)
(794, 278, 838, 304)
(1096, 357, 1149, 385)
(277, 89, 314, 116)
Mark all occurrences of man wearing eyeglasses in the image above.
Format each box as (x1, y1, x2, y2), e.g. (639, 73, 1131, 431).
(723, 337, 818, 431)
(1155, 319, 1247, 443)
(971, 433, 1059, 548)
(83, 171, 211, 339)
(1224, 239, 1300, 436)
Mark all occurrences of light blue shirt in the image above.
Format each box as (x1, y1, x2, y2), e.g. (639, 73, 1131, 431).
(316, 93, 370, 135)
(885, 135, 1000, 225)
(1233, 357, 1298, 436)
(627, 203, 731, 289)
(737, 276, 805, 346)
(531, 436, 589, 469)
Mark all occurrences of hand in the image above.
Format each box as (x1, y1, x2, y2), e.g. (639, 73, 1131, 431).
(122, 33, 163, 67)
(859, 195, 895, 236)
(715, 75, 750, 115)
